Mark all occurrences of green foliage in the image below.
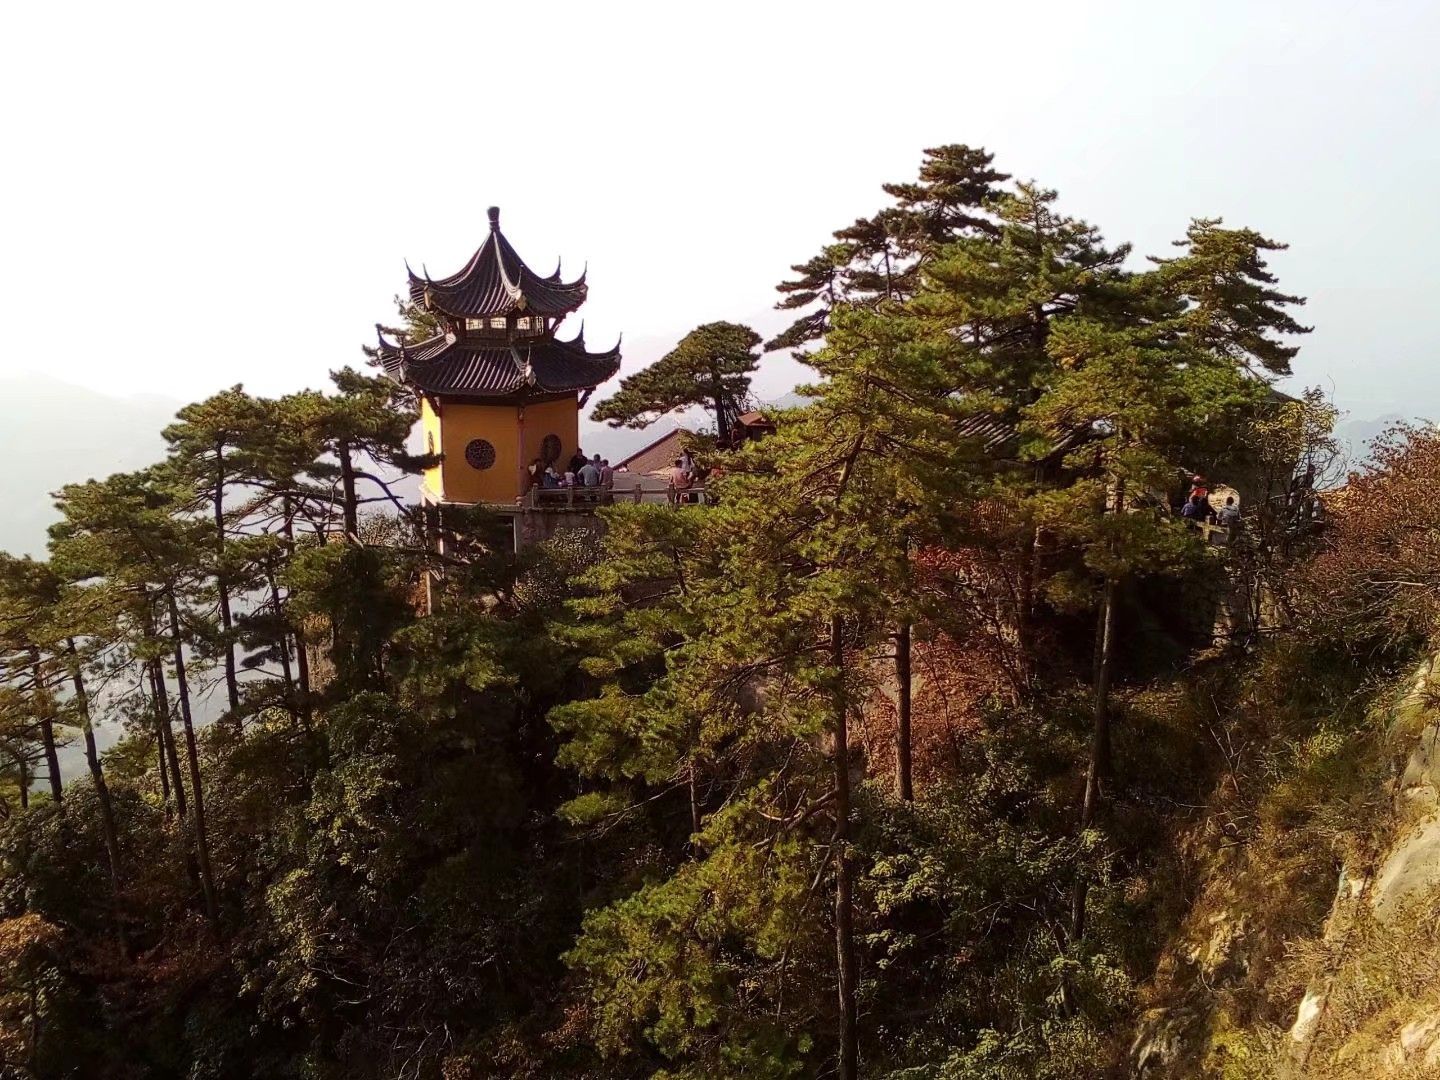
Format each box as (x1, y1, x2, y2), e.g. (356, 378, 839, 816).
(566, 813, 816, 1073)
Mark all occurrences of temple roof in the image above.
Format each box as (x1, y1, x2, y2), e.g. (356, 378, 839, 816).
(377, 327, 620, 399)
(406, 207, 588, 320)
(616, 427, 692, 475)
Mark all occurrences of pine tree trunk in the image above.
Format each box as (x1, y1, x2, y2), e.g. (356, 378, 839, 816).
(831, 616, 859, 1080)
(154, 700, 171, 808)
(166, 593, 218, 924)
(339, 439, 360, 541)
(67, 643, 122, 901)
(293, 626, 313, 728)
(18, 757, 28, 811)
(1071, 574, 1118, 944)
(265, 560, 299, 725)
(154, 720, 169, 812)
(213, 444, 241, 719)
(711, 381, 731, 448)
(149, 659, 187, 819)
(688, 762, 701, 849)
(37, 713, 62, 804)
(895, 621, 914, 802)
(1016, 523, 1045, 693)
(1071, 478, 1125, 946)
(1015, 460, 1053, 696)
(30, 650, 62, 805)
(281, 503, 313, 726)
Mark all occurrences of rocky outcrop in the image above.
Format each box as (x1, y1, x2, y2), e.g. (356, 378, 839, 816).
(1134, 654, 1440, 1077)
(1281, 654, 1440, 1075)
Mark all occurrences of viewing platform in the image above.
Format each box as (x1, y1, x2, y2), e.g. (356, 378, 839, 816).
(462, 478, 713, 549)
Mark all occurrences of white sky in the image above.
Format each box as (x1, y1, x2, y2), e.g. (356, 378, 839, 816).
(3, 0, 1438, 421)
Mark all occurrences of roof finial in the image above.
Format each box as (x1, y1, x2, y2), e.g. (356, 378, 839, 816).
(488, 206, 501, 231)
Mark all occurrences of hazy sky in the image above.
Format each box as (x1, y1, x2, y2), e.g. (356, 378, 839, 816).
(3, 0, 1438, 421)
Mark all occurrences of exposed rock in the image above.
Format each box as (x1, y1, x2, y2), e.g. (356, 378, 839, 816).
(1371, 812, 1440, 919)
(1291, 988, 1325, 1043)
(1131, 1006, 1203, 1076)
(1197, 910, 1249, 979)
(1399, 721, 1440, 812)
(1399, 1015, 1440, 1057)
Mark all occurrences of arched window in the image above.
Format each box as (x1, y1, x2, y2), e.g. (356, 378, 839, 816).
(464, 439, 496, 470)
(540, 434, 562, 464)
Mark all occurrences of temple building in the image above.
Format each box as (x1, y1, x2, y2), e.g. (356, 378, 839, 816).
(377, 206, 621, 509)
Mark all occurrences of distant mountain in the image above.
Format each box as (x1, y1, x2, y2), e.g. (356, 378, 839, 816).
(1335, 412, 1406, 468)
(0, 375, 180, 557)
(765, 390, 811, 410)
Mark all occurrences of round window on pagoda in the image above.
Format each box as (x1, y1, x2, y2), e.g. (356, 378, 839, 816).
(464, 439, 497, 470)
(540, 434, 562, 464)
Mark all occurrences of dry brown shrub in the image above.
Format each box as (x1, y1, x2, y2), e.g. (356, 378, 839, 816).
(1299, 424, 1440, 652)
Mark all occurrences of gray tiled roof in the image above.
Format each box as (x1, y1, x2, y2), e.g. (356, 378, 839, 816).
(378, 329, 620, 399)
(406, 207, 587, 319)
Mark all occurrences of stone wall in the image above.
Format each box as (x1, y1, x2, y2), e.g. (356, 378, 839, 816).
(511, 508, 607, 550)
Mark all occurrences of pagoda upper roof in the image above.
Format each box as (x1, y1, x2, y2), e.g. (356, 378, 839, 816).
(406, 207, 588, 320)
(376, 326, 620, 399)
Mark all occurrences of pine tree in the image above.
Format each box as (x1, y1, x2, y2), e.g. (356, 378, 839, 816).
(162, 385, 272, 722)
(1151, 217, 1310, 376)
(768, 144, 1010, 355)
(0, 558, 68, 805)
(768, 245, 851, 355)
(281, 369, 426, 541)
(0, 555, 127, 928)
(590, 322, 762, 445)
(49, 468, 221, 924)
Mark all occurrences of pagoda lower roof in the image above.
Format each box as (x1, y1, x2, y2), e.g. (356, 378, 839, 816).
(378, 330, 620, 399)
(407, 207, 587, 320)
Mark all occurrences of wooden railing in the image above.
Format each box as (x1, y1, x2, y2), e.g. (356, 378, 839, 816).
(519, 482, 711, 509)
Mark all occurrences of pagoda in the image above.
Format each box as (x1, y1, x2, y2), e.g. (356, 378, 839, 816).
(377, 206, 621, 507)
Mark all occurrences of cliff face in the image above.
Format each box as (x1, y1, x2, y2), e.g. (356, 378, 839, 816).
(1134, 653, 1440, 1078)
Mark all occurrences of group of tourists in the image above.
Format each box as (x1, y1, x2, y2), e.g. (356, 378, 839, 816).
(522, 444, 716, 505)
(1179, 474, 1241, 529)
(528, 450, 615, 492)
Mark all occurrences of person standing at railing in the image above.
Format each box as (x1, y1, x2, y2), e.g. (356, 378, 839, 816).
(1217, 497, 1240, 528)
(600, 458, 614, 489)
(668, 458, 692, 505)
(579, 457, 601, 488)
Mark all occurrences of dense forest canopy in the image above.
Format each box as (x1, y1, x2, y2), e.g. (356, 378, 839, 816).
(0, 142, 1420, 1080)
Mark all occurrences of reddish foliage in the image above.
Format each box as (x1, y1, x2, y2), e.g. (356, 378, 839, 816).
(860, 629, 1014, 793)
(1298, 423, 1440, 650)
(860, 514, 1043, 792)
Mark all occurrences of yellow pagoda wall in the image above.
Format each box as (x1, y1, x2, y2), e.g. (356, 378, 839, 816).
(521, 396, 582, 474)
(419, 397, 445, 501)
(426, 394, 581, 505)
